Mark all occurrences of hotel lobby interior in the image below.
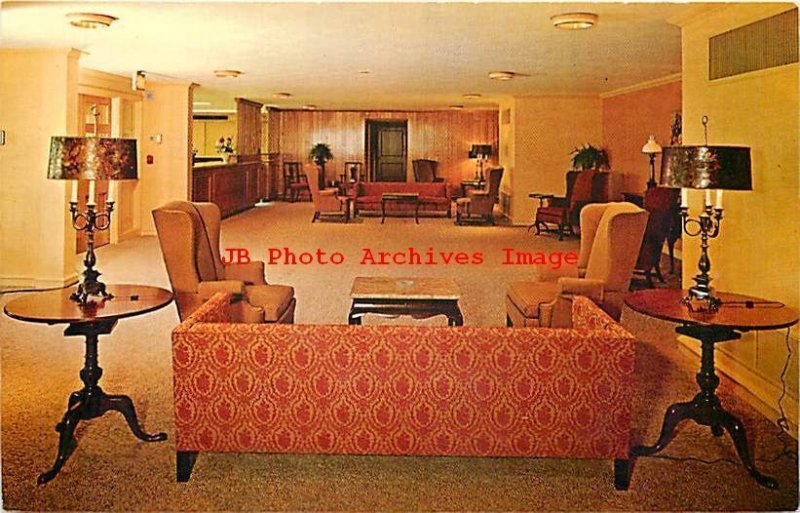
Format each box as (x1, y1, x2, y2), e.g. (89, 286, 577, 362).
(1, 2, 798, 511)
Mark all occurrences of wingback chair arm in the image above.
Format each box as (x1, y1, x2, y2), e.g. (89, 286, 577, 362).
(557, 277, 605, 304)
(198, 280, 246, 301)
(537, 262, 581, 282)
(224, 261, 267, 285)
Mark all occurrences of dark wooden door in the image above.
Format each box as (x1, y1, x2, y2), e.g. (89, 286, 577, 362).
(368, 121, 407, 182)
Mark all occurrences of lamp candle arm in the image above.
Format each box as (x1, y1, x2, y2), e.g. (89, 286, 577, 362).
(69, 200, 116, 304)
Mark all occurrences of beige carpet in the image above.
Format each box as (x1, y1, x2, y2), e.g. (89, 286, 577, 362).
(1, 202, 797, 511)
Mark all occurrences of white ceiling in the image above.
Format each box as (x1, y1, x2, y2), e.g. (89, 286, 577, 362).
(1, 1, 696, 111)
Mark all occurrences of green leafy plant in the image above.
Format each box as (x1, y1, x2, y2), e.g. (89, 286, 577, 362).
(570, 144, 609, 171)
(309, 142, 334, 171)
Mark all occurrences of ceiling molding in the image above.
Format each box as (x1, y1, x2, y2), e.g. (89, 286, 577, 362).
(599, 73, 682, 99)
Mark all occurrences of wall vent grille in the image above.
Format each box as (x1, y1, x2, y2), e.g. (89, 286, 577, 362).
(709, 8, 798, 80)
(193, 114, 229, 121)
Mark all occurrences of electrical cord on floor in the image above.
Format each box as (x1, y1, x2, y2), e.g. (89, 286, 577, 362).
(645, 327, 797, 467)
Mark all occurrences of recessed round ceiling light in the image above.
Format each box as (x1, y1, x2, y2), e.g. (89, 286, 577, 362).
(273, 92, 292, 99)
(214, 69, 242, 78)
(449, 105, 465, 110)
(301, 104, 318, 110)
(463, 93, 482, 100)
(66, 13, 117, 29)
(358, 70, 372, 75)
(488, 71, 516, 81)
(551, 12, 598, 30)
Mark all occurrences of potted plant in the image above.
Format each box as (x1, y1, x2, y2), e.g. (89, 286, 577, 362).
(309, 142, 334, 183)
(571, 144, 610, 171)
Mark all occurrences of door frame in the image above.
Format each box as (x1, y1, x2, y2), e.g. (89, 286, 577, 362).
(365, 119, 408, 182)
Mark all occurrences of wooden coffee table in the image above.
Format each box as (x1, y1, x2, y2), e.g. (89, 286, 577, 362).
(381, 193, 420, 224)
(348, 276, 463, 326)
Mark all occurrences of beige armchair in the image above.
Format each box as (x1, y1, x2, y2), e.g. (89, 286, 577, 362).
(455, 166, 504, 225)
(308, 168, 350, 223)
(506, 202, 648, 327)
(152, 201, 296, 323)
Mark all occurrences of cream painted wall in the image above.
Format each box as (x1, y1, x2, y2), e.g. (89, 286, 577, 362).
(679, 4, 799, 424)
(507, 96, 603, 224)
(78, 69, 144, 243)
(497, 99, 515, 218)
(139, 83, 194, 235)
(0, 49, 80, 287)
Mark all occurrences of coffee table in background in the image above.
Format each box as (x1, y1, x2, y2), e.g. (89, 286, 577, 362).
(348, 276, 463, 326)
(381, 193, 420, 224)
(625, 288, 799, 489)
(3, 284, 173, 484)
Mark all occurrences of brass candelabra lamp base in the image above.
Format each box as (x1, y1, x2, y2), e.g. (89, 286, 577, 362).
(70, 200, 115, 305)
(681, 204, 723, 313)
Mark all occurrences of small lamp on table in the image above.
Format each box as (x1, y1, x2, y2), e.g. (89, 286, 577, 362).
(641, 135, 662, 189)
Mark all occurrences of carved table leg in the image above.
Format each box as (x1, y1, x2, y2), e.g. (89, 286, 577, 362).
(633, 324, 778, 488)
(38, 320, 166, 485)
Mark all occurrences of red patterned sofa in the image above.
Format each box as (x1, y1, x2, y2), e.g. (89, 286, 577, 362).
(172, 292, 636, 489)
(353, 182, 451, 217)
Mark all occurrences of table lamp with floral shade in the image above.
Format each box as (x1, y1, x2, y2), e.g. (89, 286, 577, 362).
(47, 129, 138, 304)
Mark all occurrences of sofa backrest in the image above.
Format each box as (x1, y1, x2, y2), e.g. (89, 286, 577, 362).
(357, 182, 447, 197)
(173, 292, 635, 459)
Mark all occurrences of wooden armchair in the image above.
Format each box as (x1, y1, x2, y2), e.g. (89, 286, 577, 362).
(309, 167, 350, 223)
(283, 161, 310, 202)
(533, 170, 609, 240)
(412, 159, 444, 183)
(455, 167, 504, 225)
(633, 187, 680, 286)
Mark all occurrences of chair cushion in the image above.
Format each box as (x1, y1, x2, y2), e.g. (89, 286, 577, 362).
(506, 280, 560, 318)
(245, 284, 295, 322)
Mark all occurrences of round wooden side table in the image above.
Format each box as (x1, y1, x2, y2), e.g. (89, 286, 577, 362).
(625, 289, 798, 489)
(4, 284, 173, 485)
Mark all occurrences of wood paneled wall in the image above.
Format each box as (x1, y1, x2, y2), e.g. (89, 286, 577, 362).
(274, 109, 498, 184)
(236, 98, 263, 160)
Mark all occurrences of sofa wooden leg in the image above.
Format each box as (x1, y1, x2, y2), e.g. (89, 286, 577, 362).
(177, 451, 198, 482)
(614, 458, 631, 491)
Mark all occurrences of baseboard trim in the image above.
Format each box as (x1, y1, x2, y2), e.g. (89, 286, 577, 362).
(678, 335, 798, 439)
(0, 273, 79, 290)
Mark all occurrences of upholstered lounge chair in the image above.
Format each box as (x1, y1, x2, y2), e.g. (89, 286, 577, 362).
(283, 161, 310, 202)
(455, 166, 504, 225)
(152, 201, 296, 323)
(412, 159, 444, 182)
(533, 170, 609, 240)
(506, 202, 648, 327)
(309, 169, 350, 223)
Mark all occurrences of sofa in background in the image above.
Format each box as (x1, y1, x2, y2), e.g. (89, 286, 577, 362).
(353, 181, 451, 217)
(172, 292, 637, 489)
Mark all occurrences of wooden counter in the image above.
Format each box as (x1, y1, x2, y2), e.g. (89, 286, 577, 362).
(192, 162, 264, 218)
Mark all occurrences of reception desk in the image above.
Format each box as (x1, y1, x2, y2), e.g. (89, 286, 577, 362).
(192, 162, 264, 218)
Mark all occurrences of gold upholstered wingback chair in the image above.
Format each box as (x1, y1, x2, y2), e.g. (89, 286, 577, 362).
(506, 202, 648, 327)
(152, 201, 296, 323)
(455, 166, 504, 225)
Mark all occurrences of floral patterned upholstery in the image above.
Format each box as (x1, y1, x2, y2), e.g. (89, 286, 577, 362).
(172, 293, 635, 478)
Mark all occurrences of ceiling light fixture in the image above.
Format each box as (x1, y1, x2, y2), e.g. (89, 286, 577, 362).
(192, 101, 212, 106)
(273, 92, 292, 99)
(302, 105, 318, 110)
(463, 93, 482, 100)
(488, 71, 516, 81)
(214, 69, 242, 79)
(551, 12, 598, 30)
(66, 12, 117, 29)
(358, 70, 372, 75)
(449, 105, 465, 110)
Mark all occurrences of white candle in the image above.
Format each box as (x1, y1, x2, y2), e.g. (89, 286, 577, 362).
(680, 188, 688, 208)
(87, 180, 96, 206)
(107, 181, 114, 204)
(715, 189, 723, 209)
(70, 181, 78, 203)
(704, 189, 711, 207)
